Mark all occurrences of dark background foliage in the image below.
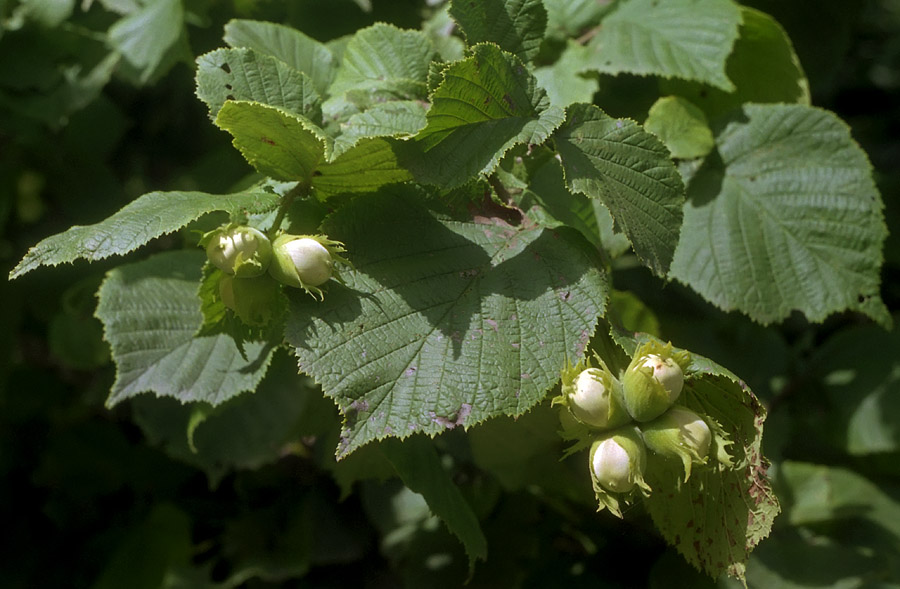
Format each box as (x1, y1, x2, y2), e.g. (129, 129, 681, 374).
(1, 1, 898, 587)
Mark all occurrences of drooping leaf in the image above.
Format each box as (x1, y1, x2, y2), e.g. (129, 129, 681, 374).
(328, 23, 437, 99)
(661, 7, 811, 121)
(284, 187, 608, 457)
(95, 250, 276, 407)
(606, 327, 779, 582)
(223, 19, 338, 96)
(644, 96, 715, 160)
(9, 188, 281, 279)
(332, 99, 427, 158)
(107, 0, 187, 84)
(578, 0, 741, 91)
(215, 100, 330, 182)
(555, 103, 685, 276)
(381, 436, 488, 570)
(195, 47, 322, 123)
(449, 0, 547, 63)
(669, 104, 890, 327)
(408, 43, 565, 189)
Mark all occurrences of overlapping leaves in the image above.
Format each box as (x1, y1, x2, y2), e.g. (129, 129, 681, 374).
(284, 187, 608, 457)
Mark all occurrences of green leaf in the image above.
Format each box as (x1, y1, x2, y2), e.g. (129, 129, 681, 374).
(215, 100, 329, 182)
(661, 7, 811, 121)
(669, 104, 890, 327)
(332, 99, 427, 158)
(91, 504, 192, 589)
(579, 0, 741, 91)
(95, 250, 276, 407)
(284, 187, 608, 457)
(449, 0, 547, 63)
(223, 19, 338, 96)
(314, 138, 413, 199)
(533, 40, 599, 109)
(607, 328, 779, 582)
(555, 103, 685, 276)
(409, 43, 565, 189)
(644, 96, 715, 160)
(107, 0, 186, 85)
(195, 48, 322, 123)
(381, 436, 488, 570)
(808, 319, 900, 455)
(328, 23, 437, 99)
(9, 188, 281, 279)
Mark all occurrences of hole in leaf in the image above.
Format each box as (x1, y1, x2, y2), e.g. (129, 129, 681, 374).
(220, 63, 231, 74)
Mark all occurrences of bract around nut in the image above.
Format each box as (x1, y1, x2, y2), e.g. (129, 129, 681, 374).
(219, 273, 284, 327)
(621, 340, 691, 422)
(640, 406, 711, 482)
(202, 225, 273, 278)
(268, 233, 350, 299)
(553, 354, 630, 432)
(588, 426, 652, 518)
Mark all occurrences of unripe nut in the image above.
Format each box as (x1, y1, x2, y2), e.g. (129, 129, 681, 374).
(269, 235, 334, 289)
(589, 428, 647, 494)
(205, 226, 273, 278)
(641, 406, 711, 481)
(622, 342, 689, 422)
(570, 368, 623, 429)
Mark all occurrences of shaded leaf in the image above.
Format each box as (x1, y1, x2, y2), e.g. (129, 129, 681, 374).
(314, 138, 413, 199)
(669, 104, 890, 327)
(381, 436, 488, 569)
(284, 187, 608, 457)
(9, 188, 281, 279)
(332, 99, 427, 158)
(95, 250, 276, 407)
(107, 0, 186, 84)
(555, 103, 685, 276)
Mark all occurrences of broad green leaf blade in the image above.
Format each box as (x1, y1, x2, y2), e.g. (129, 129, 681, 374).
(95, 250, 276, 407)
(449, 0, 547, 63)
(381, 436, 488, 569)
(215, 100, 330, 182)
(107, 0, 186, 85)
(284, 187, 608, 457)
(328, 23, 437, 98)
(332, 99, 427, 158)
(607, 328, 779, 582)
(9, 189, 281, 279)
(223, 19, 338, 96)
(313, 138, 413, 199)
(808, 319, 900, 455)
(661, 7, 811, 121)
(580, 0, 741, 91)
(670, 104, 890, 327)
(195, 48, 322, 123)
(555, 103, 685, 276)
(533, 41, 599, 109)
(644, 96, 714, 159)
(409, 43, 565, 189)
